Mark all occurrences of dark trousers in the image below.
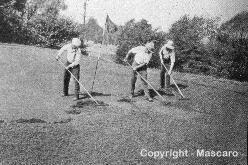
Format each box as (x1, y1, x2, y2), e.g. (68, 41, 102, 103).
(160, 62, 170, 89)
(130, 64, 151, 98)
(63, 61, 80, 98)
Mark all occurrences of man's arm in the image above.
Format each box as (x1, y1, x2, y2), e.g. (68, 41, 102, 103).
(168, 52, 175, 75)
(56, 45, 67, 60)
(159, 46, 165, 63)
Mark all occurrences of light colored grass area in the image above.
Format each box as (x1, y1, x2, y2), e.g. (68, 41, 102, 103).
(0, 43, 247, 164)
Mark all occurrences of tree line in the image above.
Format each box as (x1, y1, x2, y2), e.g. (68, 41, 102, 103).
(115, 12, 248, 82)
(0, 0, 102, 47)
(0, 0, 247, 81)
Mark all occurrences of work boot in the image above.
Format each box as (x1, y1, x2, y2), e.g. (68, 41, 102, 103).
(129, 93, 134, 99)
(62, 93, 69, 97)
(145, 97, 153, 102)
(73, 94, 79, 101)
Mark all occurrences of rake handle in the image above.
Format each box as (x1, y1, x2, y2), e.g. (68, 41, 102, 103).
(161, 62, 185, 98)
(125, 62, 167, 102)
(57, 59, 99, 105)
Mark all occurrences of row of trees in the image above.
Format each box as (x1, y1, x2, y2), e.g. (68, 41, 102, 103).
(1, 1, 247, 81)
(0, 0, 79, 47)
(0, 0, 104, 47)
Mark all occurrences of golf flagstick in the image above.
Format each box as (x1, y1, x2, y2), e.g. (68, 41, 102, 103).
(90, 17, 106, 93)
(91, 54, 101, 92)
(125, 62, 169, 104)
(161, 62, 185, 98)
(57, 59, 99, 105)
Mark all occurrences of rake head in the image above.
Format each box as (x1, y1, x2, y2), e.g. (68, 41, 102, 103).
(117, 97, 135, 103)
(71, 99, 109, 108)
(160, 101, 172, 106)
(179, 97, 190, 101)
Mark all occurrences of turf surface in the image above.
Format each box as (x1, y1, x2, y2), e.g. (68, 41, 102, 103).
(0, 43, 247, 164)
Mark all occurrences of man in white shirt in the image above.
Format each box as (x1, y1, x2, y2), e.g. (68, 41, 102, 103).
(159, 40, 175, 93)
(56, 38, 82, 100)
(124, 41, 154, 102)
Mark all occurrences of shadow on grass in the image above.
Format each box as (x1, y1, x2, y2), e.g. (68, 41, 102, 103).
(90, 91, 111, 97)
(149, 83, 188, 98)
(14, 118, 47, 124)
(170, 83, 188, 90)
(78, 92, 111, 101)
(130, 89, 175, 98)
(65, 108, 82, 115)
(53, 118, 73, 124)
(149, 89, 174, 98)
(117, 97, 136, 103)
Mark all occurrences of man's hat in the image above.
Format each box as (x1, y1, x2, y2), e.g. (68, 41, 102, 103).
(72, 38, 81, 47)
(165, 40, 174, 50)
(145, 41, 154, 50)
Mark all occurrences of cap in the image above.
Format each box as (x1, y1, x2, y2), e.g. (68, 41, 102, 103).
(165, 40, 174, 49)
(145, 41, 154, 50)
(72, 38, 81, 47)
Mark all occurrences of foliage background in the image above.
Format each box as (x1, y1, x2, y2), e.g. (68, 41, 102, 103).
(0, 0, 247, 81)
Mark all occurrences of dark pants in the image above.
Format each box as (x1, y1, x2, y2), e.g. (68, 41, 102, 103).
(63, 61, 80, 98)
(130, 64, 151, 98)
(160, 62, 170, 89)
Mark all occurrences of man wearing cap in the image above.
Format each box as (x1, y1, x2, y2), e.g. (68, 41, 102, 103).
(56, 38, 82, 100)
(159, 40, 175, 94)
(124, 41, 154, 102)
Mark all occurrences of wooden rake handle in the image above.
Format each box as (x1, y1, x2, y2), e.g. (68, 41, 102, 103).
(161, 62, 185, 98)
(125, 62, 167, 102)
(57, 59, 99, 105)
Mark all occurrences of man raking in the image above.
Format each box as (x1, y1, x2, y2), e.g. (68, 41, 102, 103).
(124, 41, 155, 102)
(56, 38, 82, 101)
(159, 40, 175, 94)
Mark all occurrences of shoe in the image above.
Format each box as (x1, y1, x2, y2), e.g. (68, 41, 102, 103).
(145, 97, 153, 102)
(129, 94, 134, 99)
(73, 94, 79, 101)
(73, 97, 79, 101)
(62, 93, 69, 97)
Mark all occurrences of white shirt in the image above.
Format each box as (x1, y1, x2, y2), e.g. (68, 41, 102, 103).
(129, 46, 152, 64)
(160, 45, 175, 63)
(57, 44, 81, 67)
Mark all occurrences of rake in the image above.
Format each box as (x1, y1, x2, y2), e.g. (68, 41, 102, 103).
(161, 62, 189, 100)
(125, 62, 170, 105)
(141, 44, 188, 101)
(57, 58, 100, 105)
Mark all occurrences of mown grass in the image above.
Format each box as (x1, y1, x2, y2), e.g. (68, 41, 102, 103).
(0, 102, 246, 165)
(0, 44, 247, 165)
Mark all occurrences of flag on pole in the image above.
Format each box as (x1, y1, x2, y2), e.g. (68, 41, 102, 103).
(105, 15, 118, 34)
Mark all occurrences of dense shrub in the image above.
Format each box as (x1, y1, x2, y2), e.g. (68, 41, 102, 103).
(0, 0, 80, 48)
(25, 15, 79, 48)
(168, 15, 220, 72)
(0, 0, 29, 43)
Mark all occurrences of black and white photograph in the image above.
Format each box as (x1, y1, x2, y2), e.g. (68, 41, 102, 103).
(0, 0, 247, 164)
